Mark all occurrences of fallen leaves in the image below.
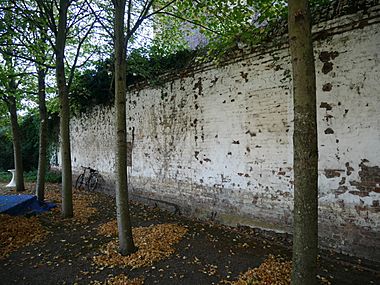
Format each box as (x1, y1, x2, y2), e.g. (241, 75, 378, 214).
(45, 187, 97, 224)
(229, 255, 292, 285)
(91, 274, 144, 285)
(228, 254, 332, 285)
(94, 222, 188, 268)
(0, 214, 48, 259)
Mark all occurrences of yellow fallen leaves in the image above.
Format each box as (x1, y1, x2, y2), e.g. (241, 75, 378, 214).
(46, 188, 97, 224)
(230, 255, 292, 285)
(94, 222, 188, 269)
(91, 274, 144, 285)
(229, 255, 331, 285)
(0, 214, 48, 259)
(98, 220, 119, 237)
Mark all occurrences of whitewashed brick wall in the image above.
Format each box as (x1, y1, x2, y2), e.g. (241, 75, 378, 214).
(67, 5, 380, 260)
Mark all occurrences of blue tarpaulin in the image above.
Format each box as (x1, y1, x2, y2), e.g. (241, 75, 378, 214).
(0, 195, 56, 216)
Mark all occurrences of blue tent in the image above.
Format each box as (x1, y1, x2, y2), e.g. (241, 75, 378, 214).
(0, 195, 56, 216)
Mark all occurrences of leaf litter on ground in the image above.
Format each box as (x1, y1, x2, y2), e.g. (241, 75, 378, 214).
(44, 185, 97, 224)
(0, 183, 97, 259)
(0, 214, 48, 259)
(225, 254, 331, 285)
(94, 221, 188, 269)
(90, 274, 144, 285)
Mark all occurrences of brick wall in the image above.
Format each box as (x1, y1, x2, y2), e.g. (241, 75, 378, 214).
(67, 4, 380, 261)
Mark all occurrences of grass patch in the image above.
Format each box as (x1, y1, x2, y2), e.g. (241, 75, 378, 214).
(0, 170, 61, 183)
(0, 171, 11, 183)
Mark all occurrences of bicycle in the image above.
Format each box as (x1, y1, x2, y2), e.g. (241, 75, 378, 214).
(75, 166, 99, 191)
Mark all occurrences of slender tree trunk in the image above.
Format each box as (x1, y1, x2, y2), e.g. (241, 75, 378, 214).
(114, 0, 137, 255)
(288, 1, 318, 285)
(3, 5, 24, 192)
(36, 67, 48, 202)
(56, 0, 73, 218)
(7, 95, 25, 192)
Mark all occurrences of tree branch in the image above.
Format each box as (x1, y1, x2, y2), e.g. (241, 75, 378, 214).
(156, 11, 220, 35)
(145, 0, 176, 19)
(67, 20, 96, 90)
(85, 0, 114, 39)
(0, 49, 55, 69)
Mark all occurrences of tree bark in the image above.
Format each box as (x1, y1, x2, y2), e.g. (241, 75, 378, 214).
(288, 1, 318, 285)
(7, 95, 25, 192)
(114, 0, 137, 255)
(35, 67, 48, 202)
(56, 0, 73, 217)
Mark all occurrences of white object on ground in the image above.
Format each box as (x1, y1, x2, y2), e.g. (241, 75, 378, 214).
(6, 169, 16, 187)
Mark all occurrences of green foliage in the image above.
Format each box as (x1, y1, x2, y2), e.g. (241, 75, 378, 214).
(44, 170, 62, 183)
(19, 115, 39, 171)
(69, 60, 114, 115)
(0, 171, 11, 182)
(152, 0, 331, 61)
(0, 111, 59, 172)
(0, 170, 62, 183)
(69, 48, 199, 113)
(0, 126, 13, 171)
(127, 48, 199, 84)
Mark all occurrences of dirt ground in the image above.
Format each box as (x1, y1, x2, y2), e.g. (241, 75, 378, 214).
(0, 182, 379, 285)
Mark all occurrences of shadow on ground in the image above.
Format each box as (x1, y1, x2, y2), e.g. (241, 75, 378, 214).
(0, 183, 379, 285)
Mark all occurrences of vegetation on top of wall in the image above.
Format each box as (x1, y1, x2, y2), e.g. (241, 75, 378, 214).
(67, 0, 373, 115)
(69, 48, 200, 115)
(69, 59, 114, 115)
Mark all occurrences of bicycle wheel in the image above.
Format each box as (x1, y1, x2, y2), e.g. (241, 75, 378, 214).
(87, 174, 98, 191)
(75, 174, 85, 190)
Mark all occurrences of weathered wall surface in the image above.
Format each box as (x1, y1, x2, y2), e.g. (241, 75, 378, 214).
(68, 5, 380, 261)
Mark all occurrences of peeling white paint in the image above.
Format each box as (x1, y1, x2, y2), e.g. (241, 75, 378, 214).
(67, 6, 380, 261)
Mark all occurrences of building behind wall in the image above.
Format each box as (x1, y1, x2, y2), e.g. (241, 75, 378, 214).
(66, 1, 380, 262)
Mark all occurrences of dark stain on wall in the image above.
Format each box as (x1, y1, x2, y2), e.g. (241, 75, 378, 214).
(319, 51, 339, 62)
(345, 162, 354, 175)
(324, 128, 334, 134)
(350, 160, 380, 195)
(245, 130, 256, 137)
(322, 62, 334, 74)
(324, 169, 343, 178)
(193, 77, 203, 96)
(322, 83, 333, 91)
(210, 76, 219, 86)
(325, 114, 334, 122)
(319, 51, 339, 74)
(240, 71, 249, 83)
(320, 102, 332, 110)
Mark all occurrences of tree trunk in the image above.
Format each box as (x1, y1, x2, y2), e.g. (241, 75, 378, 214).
(7, 95, 25, 192)
(56, 0, 73, 218)
(114, 0, 137, 255)
(36, 67, 48, 202)
(288, 1, 318, 285)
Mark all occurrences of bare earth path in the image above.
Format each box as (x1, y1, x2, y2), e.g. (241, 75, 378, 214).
(0, 183, 379, 284)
